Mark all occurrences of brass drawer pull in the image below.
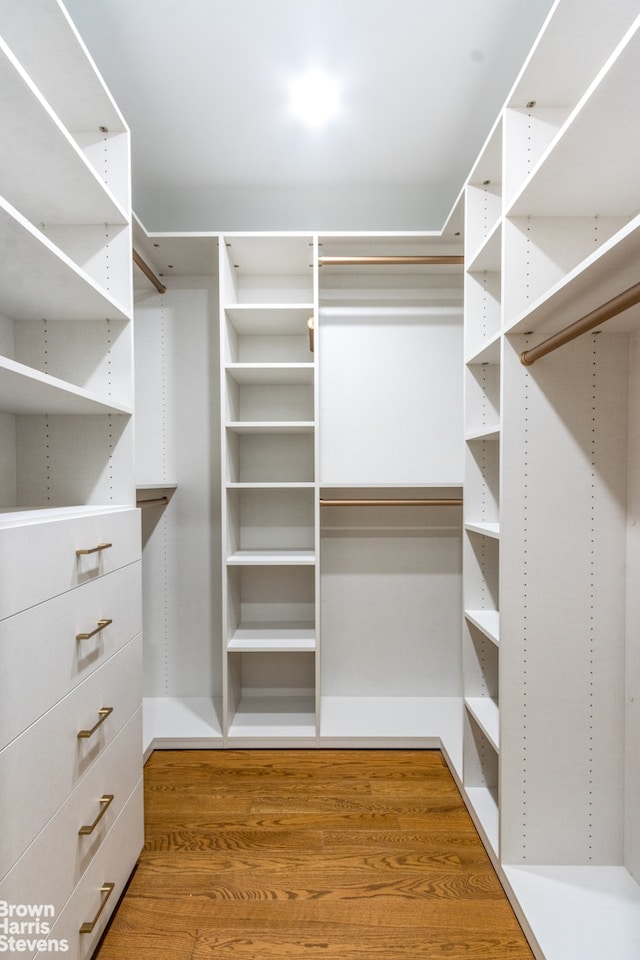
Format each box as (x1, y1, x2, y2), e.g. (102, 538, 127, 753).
(76, 619, 113, 641)
(79, 882, 115, 934)
(79, 794, 114, 835)
(77, 707, 113, 739)
(76, 542, 112, 557)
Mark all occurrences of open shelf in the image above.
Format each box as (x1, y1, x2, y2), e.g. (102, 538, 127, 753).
(0, 38, 127, 228)
(0, 197, 129, 322)
(465, 697, 499, 752)
(508, 23, 640, 218)
(465, 521, 500, 539)
(0, 356, 132, 416)
(226, 549, 315, 565)
(227, 622, 316, 652)
(464, 609, 500, 646)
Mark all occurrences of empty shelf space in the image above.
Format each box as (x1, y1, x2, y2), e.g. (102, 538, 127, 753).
(0, 39, 127, 227)
(464, 609, 500, 645)
(227, 695, 317, 740)
(0, 197, 128, 322)
(465, 697, 500, 751)
(0, 355, 132, 415)
(508, 26, 640, 217)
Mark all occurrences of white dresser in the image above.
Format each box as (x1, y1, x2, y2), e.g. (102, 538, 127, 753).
(0, 0, 143, 955)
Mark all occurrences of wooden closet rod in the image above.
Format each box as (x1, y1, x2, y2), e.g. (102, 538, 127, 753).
(318, 255, 464, 267)
(520, 279, 640, 366)
(132, 248, 167, 294)
(320, 498, 463, 507)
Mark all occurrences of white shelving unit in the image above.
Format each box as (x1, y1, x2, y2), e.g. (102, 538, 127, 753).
(0, 1, 142, 955)
(462, 2, 640, 957)
(220, 233, 318, 743)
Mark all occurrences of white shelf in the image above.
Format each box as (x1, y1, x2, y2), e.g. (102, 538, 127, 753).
(224, 304, 314, 334)
(508, 22, 640, 217)
(0, 356, 132, 416)
(466, 220, 502, 274)
(0, 196, 129, 322)
(465, 785, 499, 856)
(225, 363, 314, 385)
(465, 426, 500, 442)
(228, 622, 315, 652)
(227, 694, 316, 740)
(227, 482, 315, 490)
(465, 697, 499, 752)
(506, 212, 640, 337)
(226, 549, 315, 565)
(464, 609, 500, 646)
(504, 865, 640, 960)
(465, 521, 500, 539)
(465, 332, 501, 367)
(226, 421, 314, 434)
(0, 38, 128, 227)
(0, 0, 127, 136)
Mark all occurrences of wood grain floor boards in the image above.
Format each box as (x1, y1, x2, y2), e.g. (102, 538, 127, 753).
(94, 750, 534, 960)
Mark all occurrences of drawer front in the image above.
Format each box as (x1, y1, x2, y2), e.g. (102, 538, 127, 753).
(0, 634, 141, 878)
(0, 507, 141, 620)
(36, 780, 143, 960)
(0, 561, 142, 750)
(0, 708, 142, 918)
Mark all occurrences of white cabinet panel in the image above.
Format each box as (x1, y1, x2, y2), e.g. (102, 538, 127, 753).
(319, 308, 463, 484)
(0, 634, 141, 878)
(0, 561, 141, 749)
(0, 507, 140, 620)
(0, 708, 141, 914)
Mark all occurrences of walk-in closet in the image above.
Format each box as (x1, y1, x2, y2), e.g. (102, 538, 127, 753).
(1, 0, 640, 957)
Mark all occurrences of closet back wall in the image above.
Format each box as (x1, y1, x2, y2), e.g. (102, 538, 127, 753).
(135, 276, 221, 720)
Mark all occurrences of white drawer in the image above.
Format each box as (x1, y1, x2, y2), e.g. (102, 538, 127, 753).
(0, 708, 142, 917)
(0, 633, 141, 878)
(0, 561, 142, 750)
(35, 780, 143, 960)
(0, 506, 141, 620)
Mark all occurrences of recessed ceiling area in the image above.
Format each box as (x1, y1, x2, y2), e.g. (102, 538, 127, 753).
(64, 0, 555, 233)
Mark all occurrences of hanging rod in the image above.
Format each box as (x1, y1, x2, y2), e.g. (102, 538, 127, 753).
(318, 255, 464, 267)
(320, 498, 463, 507)
(132, 248, 167, 294)
(520, 280, 640, 366)
(136, 496, 169, 507)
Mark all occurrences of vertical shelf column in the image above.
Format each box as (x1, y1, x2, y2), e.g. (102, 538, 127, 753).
(219, 234, 317, 743)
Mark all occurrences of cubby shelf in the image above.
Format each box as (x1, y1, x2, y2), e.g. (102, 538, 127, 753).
(0, 356, 132, 416)
(465, 426, 500, 443)
(226, 422, 314, 434)
(0, 198, 129, 322)
(465, 521, 500, 539)
(226, 550, 315, 565)
(225, 363, 314, 385)
(507, 20, 640, 218)
(227, 623, 316, 652)
(465, 697, 499, 752)
(464, 609, 500, 646)
(0, 38, 127, 228)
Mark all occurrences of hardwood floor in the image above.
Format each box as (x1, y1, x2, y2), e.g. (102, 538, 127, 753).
(94, 750, 534, 959)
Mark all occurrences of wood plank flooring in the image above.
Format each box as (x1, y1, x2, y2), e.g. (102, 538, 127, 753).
(94, 750, 534, 960)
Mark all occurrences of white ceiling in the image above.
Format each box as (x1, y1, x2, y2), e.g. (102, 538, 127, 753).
(63, 0, 555, 233)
